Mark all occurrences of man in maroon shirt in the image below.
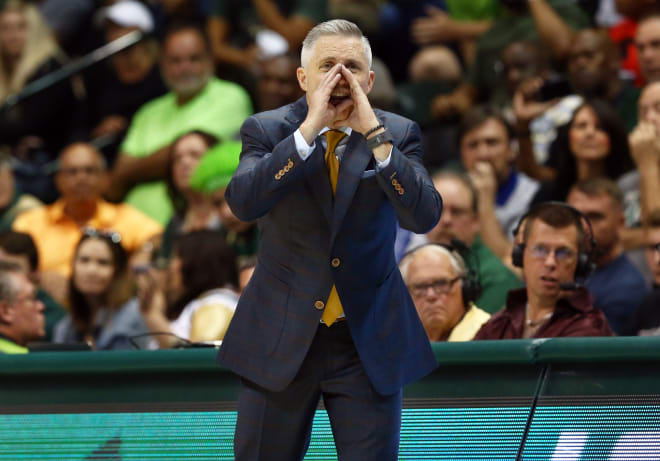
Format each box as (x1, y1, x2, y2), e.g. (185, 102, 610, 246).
(474, 203, 613, 339)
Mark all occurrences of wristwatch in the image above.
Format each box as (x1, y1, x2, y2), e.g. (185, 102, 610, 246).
(366, 128, 393, 151)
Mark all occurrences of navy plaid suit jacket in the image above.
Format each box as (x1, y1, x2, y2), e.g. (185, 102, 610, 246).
(218, 97, 442, 396)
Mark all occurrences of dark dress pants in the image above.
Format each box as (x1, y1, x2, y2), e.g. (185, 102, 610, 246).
(233, 320, 402, 461)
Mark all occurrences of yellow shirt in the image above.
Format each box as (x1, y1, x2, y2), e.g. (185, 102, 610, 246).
(13, 199, 162, 277)
(447, 304, 491, 342)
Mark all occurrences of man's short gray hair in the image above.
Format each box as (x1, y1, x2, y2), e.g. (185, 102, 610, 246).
(0, 261, 22, 304)
(301, 19, 372, 69)
(399, 244, 467, 284)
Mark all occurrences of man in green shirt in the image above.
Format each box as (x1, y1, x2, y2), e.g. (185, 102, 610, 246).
(0, 262, 45, 354)
(427, 171, 522, 314)
(110, 24, 253, 224)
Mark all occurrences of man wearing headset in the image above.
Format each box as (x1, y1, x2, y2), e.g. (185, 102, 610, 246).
(474, 202, 613, 339)
(400, 245, 490, 342)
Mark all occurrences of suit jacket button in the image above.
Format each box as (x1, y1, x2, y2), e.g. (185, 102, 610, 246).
(331, 258, 340, 268)
(315, 300, 325, 310)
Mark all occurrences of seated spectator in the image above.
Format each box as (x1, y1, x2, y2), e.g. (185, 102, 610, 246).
(567, 178, 647, 335)
(255, 53, 304, 112)
(626, 210, 660, 335)
(514, 28, 640, 171)
(12, 143, 162, 301)
(426, 172, 522, 314)
(78, 0, 167, 165)
(635, 12, 660, 84)
(400, 244, 491, 342)
(109, 23, 253, 224)
(431, 0, 589, 120)
(138, 230, 239, 349)
(457, 106, 540, 262)
(0, 153, 41, 231)
(0, 260, 44, 353)
(0, 230, 65, 341)
(0, 0, 81, 203)
(524, 99, 634, 205)
(189, 141, 258, 268)
(566, 29, 639, 132)
(159, 130, 224, 259)
(53, 230, 147, 350)
(475, 202, 613, 339)
(629, 81, 660, 225)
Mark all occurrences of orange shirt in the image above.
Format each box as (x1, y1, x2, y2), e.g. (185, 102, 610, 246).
(13, 199, 162, 277)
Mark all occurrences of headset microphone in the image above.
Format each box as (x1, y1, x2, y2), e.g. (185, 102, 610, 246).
(559, 282, 582, 291)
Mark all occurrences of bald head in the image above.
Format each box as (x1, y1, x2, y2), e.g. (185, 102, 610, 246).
(568, 29, 618, 95)
(55, 143, 107, 201)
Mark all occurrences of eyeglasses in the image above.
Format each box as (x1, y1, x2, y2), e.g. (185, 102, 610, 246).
(528, 244, 576, 263)
(409, 277, 461, 297)
(82, 227, 122, 244)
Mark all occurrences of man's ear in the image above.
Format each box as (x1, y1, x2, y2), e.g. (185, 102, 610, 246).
(0, 301, 13, 324)
(296, 67, 307, 92)
(365, 70, 375, 94)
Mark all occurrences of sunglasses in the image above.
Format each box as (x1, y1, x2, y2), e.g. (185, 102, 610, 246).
(82, 227, 122, 245)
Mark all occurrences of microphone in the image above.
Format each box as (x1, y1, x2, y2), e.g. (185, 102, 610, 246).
(559, 281, 582, 291)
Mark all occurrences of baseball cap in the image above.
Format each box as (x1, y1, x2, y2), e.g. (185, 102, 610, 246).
(98, 1, 154, 33)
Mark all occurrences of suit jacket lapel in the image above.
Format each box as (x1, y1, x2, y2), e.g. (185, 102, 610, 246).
(331, 131, 372, 243)
(287, 97, 334, 226)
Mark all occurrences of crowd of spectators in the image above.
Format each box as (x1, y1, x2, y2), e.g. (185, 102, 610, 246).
(2, 0, 660, 353)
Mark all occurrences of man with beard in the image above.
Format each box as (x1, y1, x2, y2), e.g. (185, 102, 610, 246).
(218, 19, 442, 460)
(567, 178, 646, 335)
(109, 24, 252, 224)
(475, 202, 613, 339)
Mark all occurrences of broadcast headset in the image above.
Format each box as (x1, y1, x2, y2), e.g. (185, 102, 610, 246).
(511, 201, 596, 289)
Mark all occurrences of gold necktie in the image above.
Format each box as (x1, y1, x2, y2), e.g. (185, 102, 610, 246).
(322, 130, 347, 326)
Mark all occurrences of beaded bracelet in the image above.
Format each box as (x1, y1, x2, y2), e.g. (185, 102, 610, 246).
(364, 124, 385, 139)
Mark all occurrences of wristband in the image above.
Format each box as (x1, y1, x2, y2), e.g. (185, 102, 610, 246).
(366, 128, 393, 150)
(364, 124, 385, 139)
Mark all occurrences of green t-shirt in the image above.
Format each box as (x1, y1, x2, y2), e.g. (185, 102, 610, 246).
(0, 336, 27, 354)
(472, 235, 523, 314)
(467, 0, 590, 96)
(446, 0, 499, 21)
(121, 78, 253, 224)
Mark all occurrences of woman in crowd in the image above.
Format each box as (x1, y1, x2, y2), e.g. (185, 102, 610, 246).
(138, 230, 239, 349)
(0, 0, 79, 202)
(53, 229, 147, 349)
(159, 130, 222, 259)
(516, 97, 634, 204)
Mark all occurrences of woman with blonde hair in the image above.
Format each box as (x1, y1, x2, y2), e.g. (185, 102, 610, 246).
(0, 0, 62, 102)
(0, 0, 79, 202)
